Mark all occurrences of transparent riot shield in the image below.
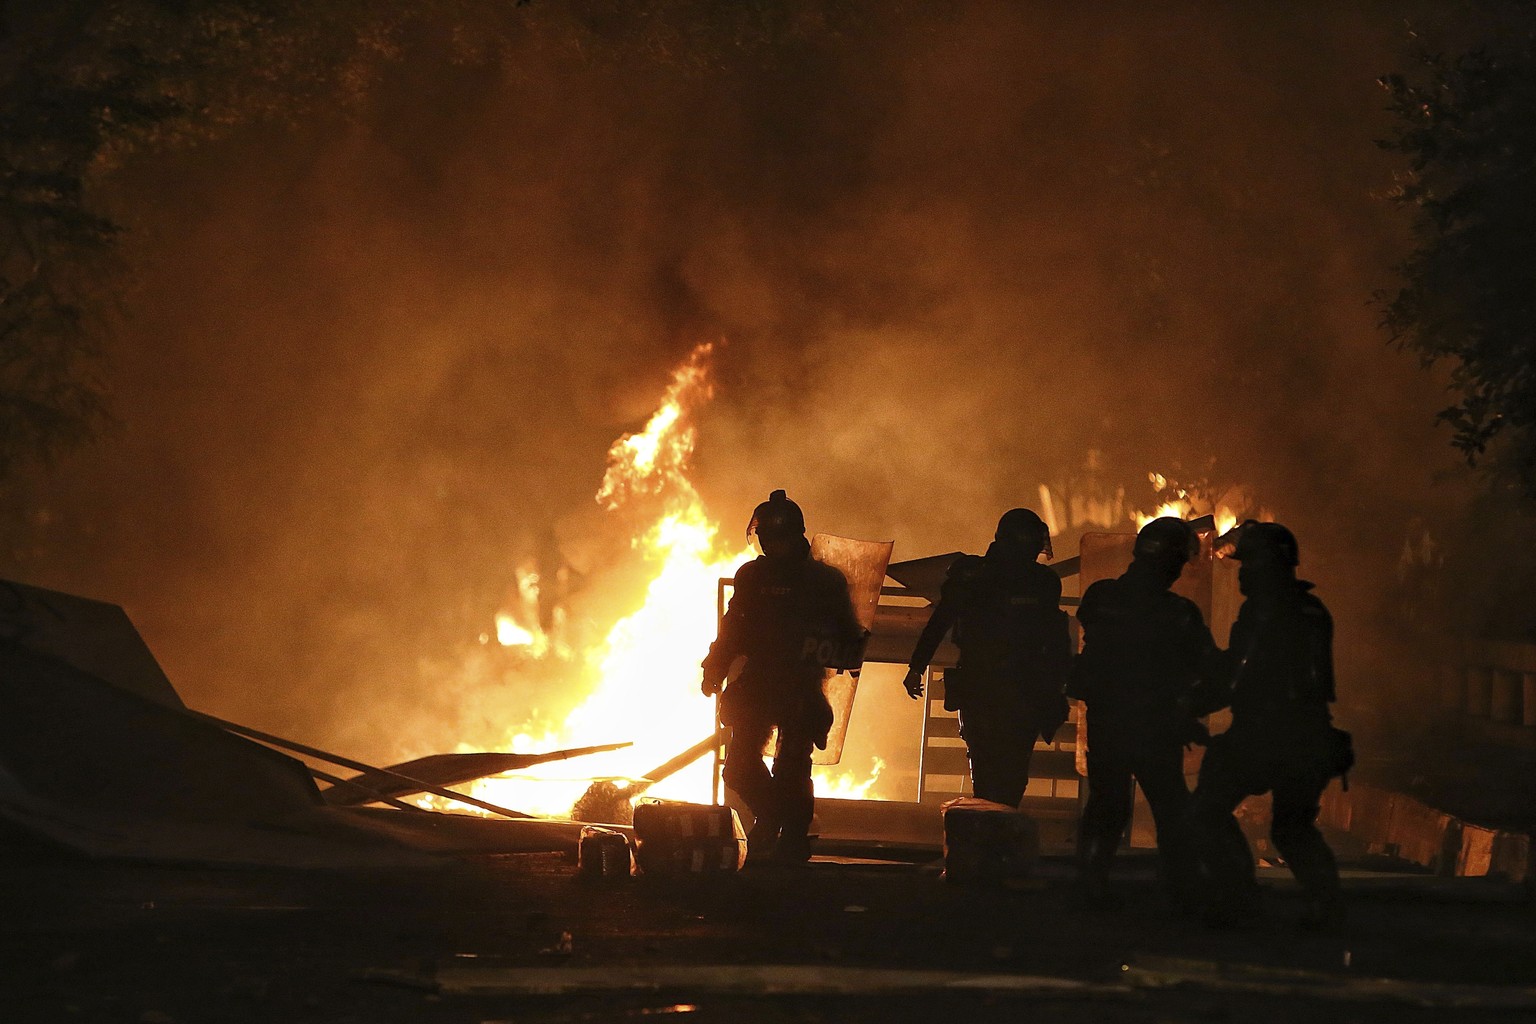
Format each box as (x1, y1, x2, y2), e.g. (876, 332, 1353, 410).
(804, 534, 893, 765)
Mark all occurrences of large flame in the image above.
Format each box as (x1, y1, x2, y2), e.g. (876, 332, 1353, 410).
(1133, 472, 1241, 535)
(424, 342, 883, 818)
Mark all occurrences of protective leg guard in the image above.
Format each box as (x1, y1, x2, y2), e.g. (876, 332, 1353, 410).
(1075, 832, 1122, 909)
(774, 775, 816, 864)
(1274, 824, 1341, 929)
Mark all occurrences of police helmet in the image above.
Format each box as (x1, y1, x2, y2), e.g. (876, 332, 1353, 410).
(1133, 516, 1198, 566)
(995, 507, 1053, 559)
(1230, 520, 1299, 568)
(746, 489, 805, 540)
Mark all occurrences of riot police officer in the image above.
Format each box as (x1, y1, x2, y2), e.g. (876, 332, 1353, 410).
(1191, 521, 1349, 928)
(904, 508, 1072, 808)
(1070, 516, 1214, 908)
(701, 490, 862, 864)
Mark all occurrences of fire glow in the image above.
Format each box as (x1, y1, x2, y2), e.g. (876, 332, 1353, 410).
(1135, 472, 1241, 536)
(422, 342, 883, 819)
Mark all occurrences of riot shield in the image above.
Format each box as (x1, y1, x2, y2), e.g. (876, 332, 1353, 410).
(811, 533, 891, 642)
(804, 534, 893, 765)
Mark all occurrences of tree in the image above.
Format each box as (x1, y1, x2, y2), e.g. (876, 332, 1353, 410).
(1378, 13, 1536, 501)
(0, 1, 417, 479)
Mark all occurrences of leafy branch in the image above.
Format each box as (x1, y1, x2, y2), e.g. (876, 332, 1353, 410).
(1377, 19, 1536, 499)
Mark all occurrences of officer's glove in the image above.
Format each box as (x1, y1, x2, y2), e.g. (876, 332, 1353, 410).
(901, 669, 924, 700)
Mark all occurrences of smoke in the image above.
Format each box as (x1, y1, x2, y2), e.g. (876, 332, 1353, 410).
(1, 1, 1469, 763)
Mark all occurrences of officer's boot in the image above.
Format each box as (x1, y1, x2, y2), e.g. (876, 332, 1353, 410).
(725, 754, 780, 867)
(1297, 890, 1345, 932)
(1157, 828, 1204, 919)
(774, 777, 816, 865)
(1076, 831, 1120, 910)
(1197, 815, 1262, 929)
(745, 813, 781, 867)
(1277, 829, 1342, 930)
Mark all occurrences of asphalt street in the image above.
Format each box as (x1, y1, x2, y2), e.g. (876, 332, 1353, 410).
(5, 846, 1533, 1023)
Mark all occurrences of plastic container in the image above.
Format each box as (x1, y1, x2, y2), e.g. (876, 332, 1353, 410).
(942, 796, 1039, 885)
(577, 825, 633, 880)
(631, 799, 747, 876)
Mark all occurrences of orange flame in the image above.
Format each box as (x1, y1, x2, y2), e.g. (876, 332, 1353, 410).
(595, 342, 713, 512)
(1133, 472, 1241, 536)
(424, 341, 887, 818)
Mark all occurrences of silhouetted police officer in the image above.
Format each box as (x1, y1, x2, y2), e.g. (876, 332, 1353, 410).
(701, 490, 862, 864)
(1069, 516, 1214, 908)
(1191, 521, 1349, 928)
(904, 508, 1072, 808)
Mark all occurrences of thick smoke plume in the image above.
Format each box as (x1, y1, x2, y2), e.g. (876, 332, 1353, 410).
(1, 2, 1467, 766)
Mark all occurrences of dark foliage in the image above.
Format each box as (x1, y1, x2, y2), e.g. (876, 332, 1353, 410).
(0, 1, 438, 478)
(1378, 16, 1536, 500)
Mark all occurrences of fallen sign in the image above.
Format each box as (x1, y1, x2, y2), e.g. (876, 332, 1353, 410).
(188, 709, 542, 821)
(179, 713, 643, 857)
(0, 575, 631, 866)
(321, 743, 634, 806)
(0, 634, 438, 869)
